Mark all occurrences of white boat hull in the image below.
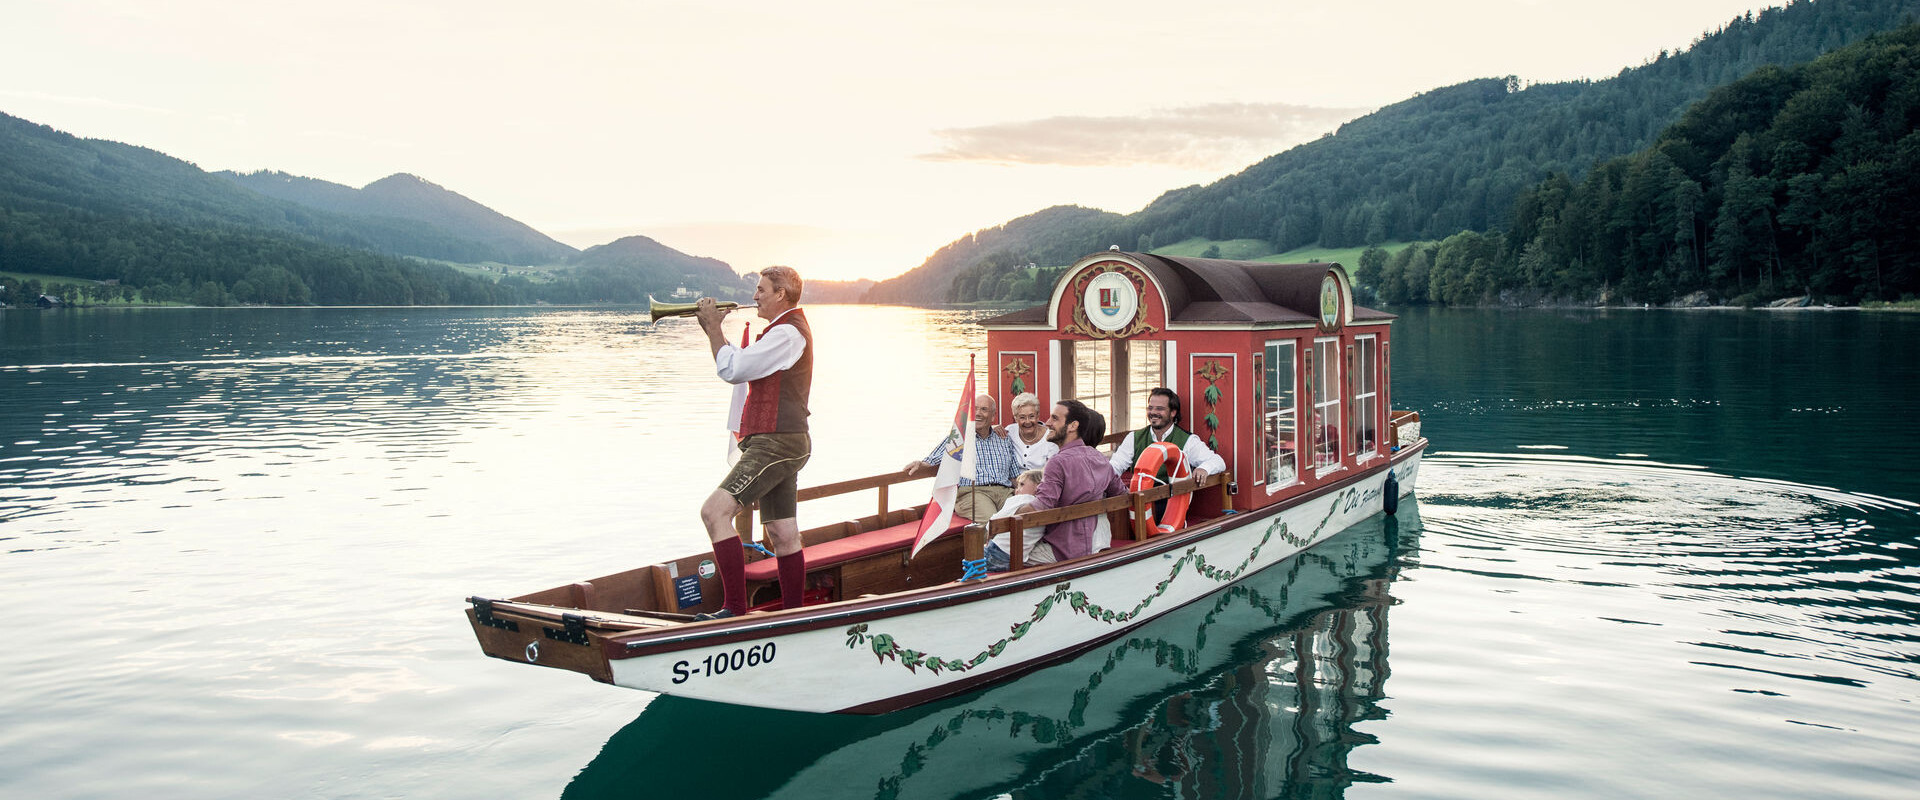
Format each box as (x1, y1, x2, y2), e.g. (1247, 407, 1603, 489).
(605, 448, 1422, 713)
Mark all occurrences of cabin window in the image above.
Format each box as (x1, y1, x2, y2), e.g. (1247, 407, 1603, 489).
(1312, 337, 1341, 472)
(1066, 340, 1113, 424)
(1122, 340, 1163, 433)
(1262, 340, 1298, 487)
(1062, 339, 1163, 433)
(1350, 335, 1378, 458)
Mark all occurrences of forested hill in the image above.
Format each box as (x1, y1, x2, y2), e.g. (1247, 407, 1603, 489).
(539, 235, 743, 304)
(0, 112, 543, 266)
(220, 170, 577, 265)
(863, 205, 1123, 303)
(0, 110, 750, 306)
(1366, 22, 1920, 306)
(898, 0, 1917, 305)
(1122, 0, 1917, 252)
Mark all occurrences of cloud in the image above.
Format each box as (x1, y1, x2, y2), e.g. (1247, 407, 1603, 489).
(0, 89, 176, 116)
(921, 102, 1371, 170)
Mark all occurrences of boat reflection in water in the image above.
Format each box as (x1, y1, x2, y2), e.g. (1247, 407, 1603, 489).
(564, 505, 1419, 800)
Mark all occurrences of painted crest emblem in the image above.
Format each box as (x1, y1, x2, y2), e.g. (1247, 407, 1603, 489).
(1319, 273, 1341, 331)
(1083, 272, 1139, 333)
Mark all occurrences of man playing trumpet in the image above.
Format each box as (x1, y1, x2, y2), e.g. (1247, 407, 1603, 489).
(692, 265, 811, 619)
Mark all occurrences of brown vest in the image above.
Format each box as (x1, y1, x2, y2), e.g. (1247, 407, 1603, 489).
(738, 309, 812, 436)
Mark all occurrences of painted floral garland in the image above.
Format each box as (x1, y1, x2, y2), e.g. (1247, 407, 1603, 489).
(843, 488, 1354, 675)
(869, 561, 1336, 798)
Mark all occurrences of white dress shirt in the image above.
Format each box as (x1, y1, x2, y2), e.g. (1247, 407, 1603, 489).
(713, 309, 806, 384)
(1109, 425, 1227, 478)
(1004, 423, 1059, 471)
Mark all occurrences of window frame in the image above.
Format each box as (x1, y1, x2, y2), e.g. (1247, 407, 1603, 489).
(1312, 336, 1343, 477)
(1261, 339, 1299, 492)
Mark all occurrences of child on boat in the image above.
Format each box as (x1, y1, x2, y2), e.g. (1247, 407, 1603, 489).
(984, 469, 1047, 572)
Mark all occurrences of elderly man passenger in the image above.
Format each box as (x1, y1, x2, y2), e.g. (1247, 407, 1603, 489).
(902, 394, 1022, 522)
(1004, 392, 1058, 471)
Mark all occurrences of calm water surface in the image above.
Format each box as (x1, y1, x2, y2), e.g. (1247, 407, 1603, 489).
(2, 305, 1915, 799)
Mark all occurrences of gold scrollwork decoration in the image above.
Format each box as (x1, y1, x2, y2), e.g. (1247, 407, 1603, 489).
(1061, 262, 1159, 339)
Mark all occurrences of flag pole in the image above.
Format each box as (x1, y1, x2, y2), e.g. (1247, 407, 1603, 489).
(909, 354, 977, 559)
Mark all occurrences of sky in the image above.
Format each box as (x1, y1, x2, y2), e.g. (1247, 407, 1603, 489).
(2, 0, 1783, 282)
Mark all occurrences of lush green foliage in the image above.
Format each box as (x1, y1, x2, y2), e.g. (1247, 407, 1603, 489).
(892, 0, 1916, 304)
(0, 113, 738, 307)
(221, 170, 577, 265)
(1375, 22, 1920, 305)
(1151, 238, 1277, 260)
(538, 235, 743, 304)
(0, 203, 520, 306)
(864, 205, 1123, 303)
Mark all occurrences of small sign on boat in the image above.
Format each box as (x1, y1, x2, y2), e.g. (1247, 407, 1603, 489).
(675, 575, 703, 609)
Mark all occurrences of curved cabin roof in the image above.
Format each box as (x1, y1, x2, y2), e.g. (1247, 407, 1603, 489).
(978, 251, 1395, 329)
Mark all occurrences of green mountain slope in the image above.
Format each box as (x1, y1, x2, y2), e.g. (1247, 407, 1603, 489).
(221, 170, 576, 265)
(1455, 22, 1920, 304)
(902, 0, 1917, 304)
(864, 205, 1124, 303)
(1127, 0, 1918, 254)
(542, 235, 745, 304)
(0, 112, 528, 265)
(0, 111, 744, 306)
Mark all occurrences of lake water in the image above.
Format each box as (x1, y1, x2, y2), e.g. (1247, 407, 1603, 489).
(2, 304, 1915, 799)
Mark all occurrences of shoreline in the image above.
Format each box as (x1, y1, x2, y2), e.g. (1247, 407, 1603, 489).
(7, 300, 1918, 312)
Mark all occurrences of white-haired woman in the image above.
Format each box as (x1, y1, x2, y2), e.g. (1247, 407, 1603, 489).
(1004, 392, 1057, 470)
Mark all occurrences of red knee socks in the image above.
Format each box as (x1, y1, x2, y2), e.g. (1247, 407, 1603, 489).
(778, 552, 807, 610)
(712, 537, 747, 615)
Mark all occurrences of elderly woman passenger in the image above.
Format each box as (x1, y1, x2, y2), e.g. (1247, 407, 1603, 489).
(1004, 392, 1058, 470)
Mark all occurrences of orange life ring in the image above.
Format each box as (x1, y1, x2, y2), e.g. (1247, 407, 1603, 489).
(1127, 441, 1191, 535)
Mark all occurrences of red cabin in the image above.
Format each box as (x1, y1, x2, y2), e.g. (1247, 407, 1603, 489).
(980, 250, 1404, 517)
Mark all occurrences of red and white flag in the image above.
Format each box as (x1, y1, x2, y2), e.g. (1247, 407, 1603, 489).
(910, 355, 977, 558)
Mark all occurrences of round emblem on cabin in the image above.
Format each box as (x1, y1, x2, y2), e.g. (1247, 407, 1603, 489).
(697, 559, 717, 580)
(1082, 271, 1140, 332)
(1319, 274, 1341, 330)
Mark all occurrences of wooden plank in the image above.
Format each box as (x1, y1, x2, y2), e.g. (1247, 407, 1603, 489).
(646, 565, 677, 615)
(569, 582, 597, 610)
(1012, 493, 1136, 527)
(961, 523, 986, 562)
(795, 469, 928, 502)
(1131, 492, 1151, 540)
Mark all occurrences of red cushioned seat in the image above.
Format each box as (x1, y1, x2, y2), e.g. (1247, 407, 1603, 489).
(742, 515, 972, 581)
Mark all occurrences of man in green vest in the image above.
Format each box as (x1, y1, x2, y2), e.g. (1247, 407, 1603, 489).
(1108, 387, 1226, 488)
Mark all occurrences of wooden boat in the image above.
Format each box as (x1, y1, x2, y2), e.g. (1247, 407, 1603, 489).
(464, 250, 1428, 714)
(565, 512, 1413, 798)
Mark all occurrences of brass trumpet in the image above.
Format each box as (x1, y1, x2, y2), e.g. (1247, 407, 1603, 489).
(648, 297, 756, 323)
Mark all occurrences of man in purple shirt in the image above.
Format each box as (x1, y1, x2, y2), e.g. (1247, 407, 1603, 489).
(1024, 399, 1127, 564)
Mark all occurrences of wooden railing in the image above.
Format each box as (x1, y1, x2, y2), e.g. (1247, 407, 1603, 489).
(969, 471, 1232, 571)
(1389, 410, 1422, 450)
(733, 469, 935, 540)
(738, 436, 1233, 574)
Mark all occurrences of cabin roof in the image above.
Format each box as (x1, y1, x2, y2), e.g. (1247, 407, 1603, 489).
(978, 252, 1395, 328)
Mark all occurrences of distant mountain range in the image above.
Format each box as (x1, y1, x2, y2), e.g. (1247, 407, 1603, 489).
(7, 0, 1913, 308)
(0, 110, 746, 305)
(219, 170, 578, 266)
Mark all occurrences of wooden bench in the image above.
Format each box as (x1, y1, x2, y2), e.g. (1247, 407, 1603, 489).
(732, 463, 1233, 603)
(741, 515, 970, 583)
